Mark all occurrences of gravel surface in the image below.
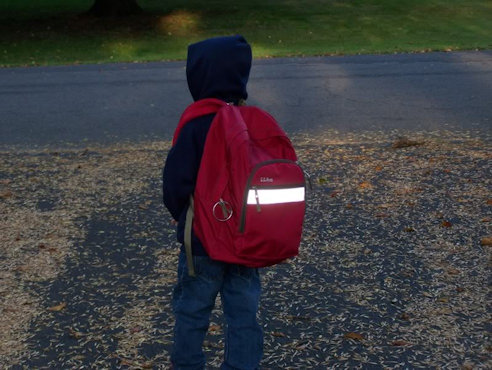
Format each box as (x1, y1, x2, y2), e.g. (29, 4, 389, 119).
(1, 129, 490, 369)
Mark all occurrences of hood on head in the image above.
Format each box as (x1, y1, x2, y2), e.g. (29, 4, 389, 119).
(186, 35, 252, 102)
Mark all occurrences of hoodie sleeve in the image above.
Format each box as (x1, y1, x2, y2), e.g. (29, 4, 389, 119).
(162, 114, 214, 221)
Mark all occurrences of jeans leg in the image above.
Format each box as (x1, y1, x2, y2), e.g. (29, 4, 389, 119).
(171, 252, 224, 369)
(220, 265, 263, 370)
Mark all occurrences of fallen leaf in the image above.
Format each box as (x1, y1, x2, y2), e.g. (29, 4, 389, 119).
(392, 137, 424, 148)
(120, 359, 134, 366)
(399, 313, 411, 321)
(391, 340, 411, 346)
(295, 342, 308, 350)
(441, 221, 452, 228)
(271, 331, 286, 337)
(208, 324, 221, 333)
(38, 244, 58, 253)
(15, 265, 29, 272)
(447, 268, 460, 276)
(481, 237, 492, 246)
(344, 332, 364, 341)
(139, 200, 152, 210)
(48, 302, 67, 312)
(486, 199, 492, 205)
(68, 328, 84, 339)
(0, 190, 13, 199)
(359, 181, 372, 189)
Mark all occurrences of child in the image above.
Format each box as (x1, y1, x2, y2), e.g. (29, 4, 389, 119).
(163, 35, 263, 369)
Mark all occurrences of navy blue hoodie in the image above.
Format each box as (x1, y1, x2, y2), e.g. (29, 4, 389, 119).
(163, 35, 252, 255)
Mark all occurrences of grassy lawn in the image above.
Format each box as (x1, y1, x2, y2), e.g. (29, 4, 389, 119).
(1, 0, 491, 66)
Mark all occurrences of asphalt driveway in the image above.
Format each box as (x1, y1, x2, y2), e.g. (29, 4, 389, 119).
(0, 51, 491, 148)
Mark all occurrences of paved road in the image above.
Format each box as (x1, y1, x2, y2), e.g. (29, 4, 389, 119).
(1, 51, 491, 148)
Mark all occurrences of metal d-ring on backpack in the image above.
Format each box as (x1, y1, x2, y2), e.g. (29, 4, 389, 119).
(172, 98, 306, 276)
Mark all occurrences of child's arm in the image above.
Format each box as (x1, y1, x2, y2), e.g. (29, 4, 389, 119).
(162, 115, 212, 221)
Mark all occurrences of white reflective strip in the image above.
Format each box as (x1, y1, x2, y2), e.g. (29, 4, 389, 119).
(247, 187, 305, 205)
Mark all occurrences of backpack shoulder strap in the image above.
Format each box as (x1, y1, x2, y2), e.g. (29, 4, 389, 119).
(172, 98, 227, 146)
(238, 106, 288, 139)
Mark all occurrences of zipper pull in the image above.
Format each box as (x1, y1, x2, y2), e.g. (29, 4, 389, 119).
(219, 198, 228, 219)
(254, 187, 261, 212)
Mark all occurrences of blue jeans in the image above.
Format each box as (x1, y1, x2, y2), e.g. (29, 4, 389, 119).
(171, 251, 263, 369)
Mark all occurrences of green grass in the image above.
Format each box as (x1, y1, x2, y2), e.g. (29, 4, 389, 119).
(1, 0, 491, 67)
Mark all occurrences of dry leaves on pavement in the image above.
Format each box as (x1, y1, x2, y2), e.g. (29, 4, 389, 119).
(0, 129, 490, 368)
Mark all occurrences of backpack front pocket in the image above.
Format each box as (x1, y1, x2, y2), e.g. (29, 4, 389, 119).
(237, 160, 305, 265)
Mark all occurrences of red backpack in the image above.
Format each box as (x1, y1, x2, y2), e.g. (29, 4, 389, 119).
(173, 98, 306, 275)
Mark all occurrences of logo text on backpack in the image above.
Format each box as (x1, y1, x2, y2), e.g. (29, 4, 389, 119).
(260, 177, 274, 183)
